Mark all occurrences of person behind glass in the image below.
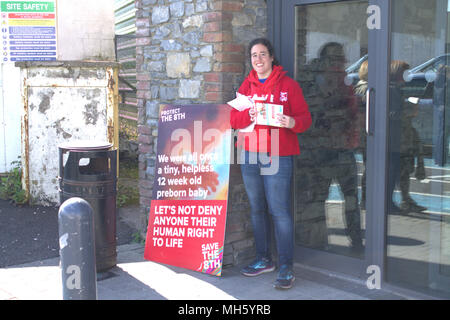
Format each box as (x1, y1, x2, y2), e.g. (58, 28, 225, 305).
(353, 60, 368, 210)
(388, 60, 418, 213)
(306, 42, 363, 252)
(398, 93, 427, 212)
(230, 38, 311, 289)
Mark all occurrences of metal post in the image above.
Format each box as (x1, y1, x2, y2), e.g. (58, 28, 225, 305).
(58, 197, 97, 300)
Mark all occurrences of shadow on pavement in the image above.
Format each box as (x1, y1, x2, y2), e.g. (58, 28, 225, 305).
(0, 199, 137, 268)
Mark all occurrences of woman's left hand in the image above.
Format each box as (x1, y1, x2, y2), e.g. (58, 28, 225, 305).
(277, 114, 295, 129)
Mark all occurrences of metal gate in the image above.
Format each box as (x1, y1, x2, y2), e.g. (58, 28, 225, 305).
(115, 0, 137, 155)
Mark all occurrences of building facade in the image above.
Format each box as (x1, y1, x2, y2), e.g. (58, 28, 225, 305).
(134, 0, 267, 268)
(135, 0, 450, 299)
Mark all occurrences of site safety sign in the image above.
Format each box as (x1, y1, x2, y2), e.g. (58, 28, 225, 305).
(1, 0, 57, 62)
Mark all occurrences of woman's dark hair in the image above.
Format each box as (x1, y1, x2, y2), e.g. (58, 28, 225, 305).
(319, 42, 345, 61)
(248, 38, 280, 66)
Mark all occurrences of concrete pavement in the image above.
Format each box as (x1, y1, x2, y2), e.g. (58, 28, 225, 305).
(0, 243, 410, 301)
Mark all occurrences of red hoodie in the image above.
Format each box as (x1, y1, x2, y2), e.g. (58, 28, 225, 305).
(230, 65, 312, 156)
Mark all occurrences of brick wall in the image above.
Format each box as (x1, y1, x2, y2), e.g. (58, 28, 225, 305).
(134, 0, 268, 267)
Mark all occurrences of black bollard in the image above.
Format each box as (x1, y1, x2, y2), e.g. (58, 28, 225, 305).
(58, 197, 97, 300)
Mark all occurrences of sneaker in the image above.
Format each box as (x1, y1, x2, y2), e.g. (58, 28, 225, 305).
(389, 203, 403, 213)
(241, 258, 275, 277)
(274, 264, 295, 289)
(350, 239, 364, 252)
(360, 199, 366, 210)
(400, 199, 427, 212)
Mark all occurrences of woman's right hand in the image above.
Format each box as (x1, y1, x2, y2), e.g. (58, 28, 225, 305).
(249, 106, 256, 122)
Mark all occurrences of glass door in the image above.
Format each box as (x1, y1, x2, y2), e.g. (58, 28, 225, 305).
(280, 0, 370, 276)
(278, 0, 450, 296)
(386, 0, 450, 298)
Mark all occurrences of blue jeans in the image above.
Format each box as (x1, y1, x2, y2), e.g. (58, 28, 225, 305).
(240, 151, 294, 266)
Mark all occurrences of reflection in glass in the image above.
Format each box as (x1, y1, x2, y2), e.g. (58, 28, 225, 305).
(293, 1, 368, 259)
(387, 0, 450, 298)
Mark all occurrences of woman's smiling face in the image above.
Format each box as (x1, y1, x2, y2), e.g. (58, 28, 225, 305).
(251, 43, 274, 79)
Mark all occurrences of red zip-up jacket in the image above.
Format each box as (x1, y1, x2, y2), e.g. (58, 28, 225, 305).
(230, 65, 311, 156)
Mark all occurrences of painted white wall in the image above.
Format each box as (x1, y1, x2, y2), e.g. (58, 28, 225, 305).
(57, 0, 116, 61)
(0, 64, 22, 173)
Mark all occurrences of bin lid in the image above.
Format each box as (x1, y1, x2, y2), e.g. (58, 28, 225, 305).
(59, 140, 113, 151)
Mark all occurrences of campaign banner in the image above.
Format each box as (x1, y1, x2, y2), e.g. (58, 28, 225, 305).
(144, 104, 232, 276)
(1, 0, 57, 63)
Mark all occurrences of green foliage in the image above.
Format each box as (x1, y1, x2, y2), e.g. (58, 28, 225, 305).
(119, 157, 138, 179)
(116, 156, 139, 208)
(116, 183, 139, 207)
(119, 118, 138, 141)
(132, 231, 146, 245)
(0, 159, 28, 205)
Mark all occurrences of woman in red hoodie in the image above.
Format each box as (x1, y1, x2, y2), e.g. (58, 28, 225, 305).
(230, 38, 311, 289)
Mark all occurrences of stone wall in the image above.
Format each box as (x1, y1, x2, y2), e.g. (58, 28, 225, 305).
(135, 0, 268, 267)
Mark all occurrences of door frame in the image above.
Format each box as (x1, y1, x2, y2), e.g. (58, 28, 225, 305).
(365, 0, 390, 285)
(269, 0, 391, 280)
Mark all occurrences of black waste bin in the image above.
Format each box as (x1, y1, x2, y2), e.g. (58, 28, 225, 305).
(59, 141, 118, 272)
